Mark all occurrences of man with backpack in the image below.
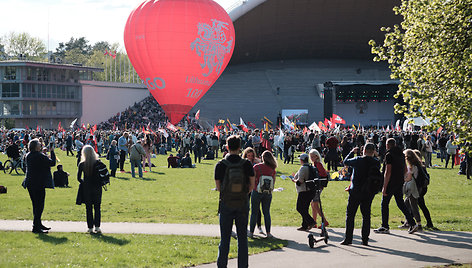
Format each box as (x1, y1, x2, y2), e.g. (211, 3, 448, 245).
(214, 135, 255, 268)
(341, 143, 380, 246)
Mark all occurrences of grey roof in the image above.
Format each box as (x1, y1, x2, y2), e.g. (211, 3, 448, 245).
(229, 0, 401, 65)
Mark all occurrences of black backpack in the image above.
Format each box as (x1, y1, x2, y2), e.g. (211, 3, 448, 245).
(363, 159, 383, 195)
(220, 158, 248, 209)
(415, 165, 430, 190)
(95, 160, 110, 190)
(305, 165, 320, 192)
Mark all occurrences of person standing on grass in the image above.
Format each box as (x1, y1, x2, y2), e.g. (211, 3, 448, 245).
(118, 132, 129, 172)
(445, 135, 458, 169)
(129, 140, 146, 178)
(214, 135, 255, 268)
(23, 138, 56, 234)
(248, 150, 277, 239)
(77, 145, 103, 234)
(374, 138, 417, 235)
(341, 143, 379, 246)
(106, 140, 119, 177)
(242, 147, 263, 234)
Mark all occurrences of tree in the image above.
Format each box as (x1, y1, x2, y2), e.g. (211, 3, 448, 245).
(2, 32, 47, 60)
(55, 37, 92, 58)
(370, 0, 472, 147)
(92, 41, 111, 53)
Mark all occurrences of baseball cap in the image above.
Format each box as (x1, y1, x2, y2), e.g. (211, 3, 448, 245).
(299, 153, 309, 161)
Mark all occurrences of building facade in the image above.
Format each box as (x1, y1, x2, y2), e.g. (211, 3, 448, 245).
(0, 61, 101, 129)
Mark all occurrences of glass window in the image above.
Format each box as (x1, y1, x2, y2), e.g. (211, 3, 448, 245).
(1, 83, 20, 97)
(22, 101, 36, 115)
(2, 100, 20, 115)
(4, 67, 16, 80)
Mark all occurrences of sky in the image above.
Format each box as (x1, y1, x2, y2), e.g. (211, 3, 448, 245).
(0, 0, 237, 52)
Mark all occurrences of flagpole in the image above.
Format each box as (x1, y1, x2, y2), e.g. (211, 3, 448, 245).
(114, 52, 117, 82)
(105, 53, 107, 81)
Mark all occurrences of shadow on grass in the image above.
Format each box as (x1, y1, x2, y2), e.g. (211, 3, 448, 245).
(137, 177, 156, 181)
(36, 234, 68, 244)
(149, 171, 165, 175)
(114, 176, 130, 181)
(91, 233, 130, 246)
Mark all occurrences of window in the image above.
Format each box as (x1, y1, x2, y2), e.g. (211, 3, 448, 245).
(2, 101, 20, 115)
(22, 101, 36, 115)
(4, 67, 16, 80)
(1, 83, 20, 97)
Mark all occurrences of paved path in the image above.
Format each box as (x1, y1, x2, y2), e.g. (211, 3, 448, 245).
(1, 220, 471, 267)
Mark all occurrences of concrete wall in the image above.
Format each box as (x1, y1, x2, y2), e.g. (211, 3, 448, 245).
(192, 59, 393, 128)
(81, 81, 150, 125)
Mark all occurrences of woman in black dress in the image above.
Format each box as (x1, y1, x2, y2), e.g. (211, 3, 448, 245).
(77, 145, 102, 234)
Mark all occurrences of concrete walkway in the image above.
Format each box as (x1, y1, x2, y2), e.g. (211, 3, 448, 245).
(1, 220, 471, 267)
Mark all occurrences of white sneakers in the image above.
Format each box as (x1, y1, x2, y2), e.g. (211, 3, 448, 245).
(87, 227, 102, 234)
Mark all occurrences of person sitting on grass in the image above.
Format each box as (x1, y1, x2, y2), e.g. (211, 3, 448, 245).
(167, 154, 180, 168)
(180, 152, 193, 168)
(53, 165, 69, 187)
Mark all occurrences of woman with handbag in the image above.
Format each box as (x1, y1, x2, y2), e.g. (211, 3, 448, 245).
(77, 145, 103, 234)
(106, 140, 119, 177)
(402, 149, 422, 233)
(248, 150, 277, 238)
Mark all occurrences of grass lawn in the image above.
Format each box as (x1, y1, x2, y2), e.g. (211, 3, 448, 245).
(0, 231, 287, 267)
(0, 149, 471, 231)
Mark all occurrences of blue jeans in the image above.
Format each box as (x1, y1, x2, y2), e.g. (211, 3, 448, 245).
(249, 190, 272, 233)
(217, 202, 249, 268)
(130, 159, 142, 178)
(439, 147, 447, 162)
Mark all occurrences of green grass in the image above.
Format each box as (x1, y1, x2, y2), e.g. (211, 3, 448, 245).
(0, 149, 471, 231)
(0, 231, 287, 267)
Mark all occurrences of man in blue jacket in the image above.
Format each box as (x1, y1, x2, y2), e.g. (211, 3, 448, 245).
(341, 143, 380, 246)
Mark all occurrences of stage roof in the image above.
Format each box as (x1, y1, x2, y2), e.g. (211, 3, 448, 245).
(229, 0, 401, 65)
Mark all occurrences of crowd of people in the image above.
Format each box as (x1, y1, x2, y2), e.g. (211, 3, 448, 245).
(0, 124, 471, 266)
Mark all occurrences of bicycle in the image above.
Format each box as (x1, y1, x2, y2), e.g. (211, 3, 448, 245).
(3, 150, 26, 175)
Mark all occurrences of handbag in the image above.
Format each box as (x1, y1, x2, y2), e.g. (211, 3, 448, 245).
(76, 183, 84, 205)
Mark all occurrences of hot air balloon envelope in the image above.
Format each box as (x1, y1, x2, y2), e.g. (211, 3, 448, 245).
(124, 0, 235, 124)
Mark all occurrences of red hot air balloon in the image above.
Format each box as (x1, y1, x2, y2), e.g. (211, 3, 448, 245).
(124, 0, 235, 124)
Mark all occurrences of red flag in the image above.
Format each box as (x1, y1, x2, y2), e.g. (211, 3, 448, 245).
(104, 50, 109, 56)
(303, 126, 308, 135)
(437, 127, 443, 136)
(213, 125, 220, 137)
(142, 126, 145, 133)
(195, 109, 200, 120)
(82, 123, 86, 130)
(36, 126, 40, 132)
(90, 128, 93, 136)
(147, 122, 151, 130)
(26, 125, 29, 130)
(58, 122, 62, 131)
(247, 122, 256, 129)
(92, 124, 97, 133)
(332, 114, 346, 124)
(113, 122, 116, 131)
(324, 118, 330, 128)
(112, 51, 117, 59)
